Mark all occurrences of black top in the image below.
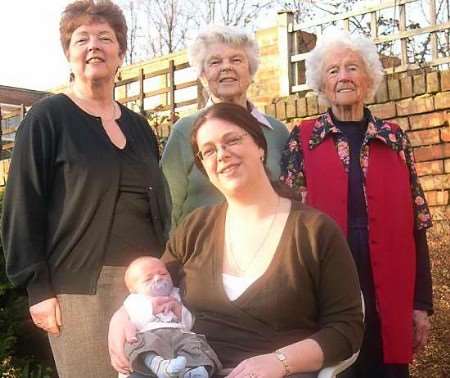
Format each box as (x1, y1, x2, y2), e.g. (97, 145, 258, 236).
(330, 110, 368, 225)
(330, 110, 433, 314)
(1, 94, 170, 305)
(103, 143, 161, 265)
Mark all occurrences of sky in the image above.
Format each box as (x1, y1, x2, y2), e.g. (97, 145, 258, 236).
(0, 0, 278, 92)
(0, 1, 71, 91)
(0, 0, 430, 92)
(1, 0, 282, 92)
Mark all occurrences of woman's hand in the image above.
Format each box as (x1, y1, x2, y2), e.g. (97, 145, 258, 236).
(108, 306, 136, 374)
(413, 309, 431, 355)
(226, 353, 284, 378)
(29, 297, 62, 335)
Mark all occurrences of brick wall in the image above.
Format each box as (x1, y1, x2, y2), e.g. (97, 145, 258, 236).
(247, 26, 282, 110)
(264, 69, 450, 221)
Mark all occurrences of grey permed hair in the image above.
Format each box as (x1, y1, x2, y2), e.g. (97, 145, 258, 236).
(306, 28, 384, 106)
(188, 24, 260, 78)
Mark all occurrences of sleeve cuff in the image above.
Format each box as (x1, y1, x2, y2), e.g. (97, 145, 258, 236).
(414, 302, 434, 316)
(26, 276, 55, 306)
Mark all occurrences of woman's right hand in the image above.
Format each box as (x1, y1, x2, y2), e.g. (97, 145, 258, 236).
(108, 306, 136, 374)
(29, 297, 62, 335)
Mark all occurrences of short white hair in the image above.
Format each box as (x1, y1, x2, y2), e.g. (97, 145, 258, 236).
(306, 28, 384, 106)
(188, 24, 260, 79)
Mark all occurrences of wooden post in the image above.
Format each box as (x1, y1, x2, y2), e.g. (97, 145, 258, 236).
(343, 18, 350, 31)
(139, 68, 145, 115)
(0, 104, 2, 158)
(399, 4, 408, 66)
(370, 11, 378, 39)
(20, 104, 26, 120)
(278, 11, 294, 97)
(168, 60, 176, 125)
(430, 0, 438, 60)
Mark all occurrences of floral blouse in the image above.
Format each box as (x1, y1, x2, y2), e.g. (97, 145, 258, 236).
(280, 110, 432, 230)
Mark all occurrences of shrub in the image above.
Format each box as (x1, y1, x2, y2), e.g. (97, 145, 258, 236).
(0, 190, 54, 377)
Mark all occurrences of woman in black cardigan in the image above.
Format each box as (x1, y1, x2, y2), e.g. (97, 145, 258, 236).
(1, 1, 169, 377)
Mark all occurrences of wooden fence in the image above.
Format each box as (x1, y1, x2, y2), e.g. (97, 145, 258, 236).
(0, 104, 24, 154)
(278, 0, 450, 95)
(114, 59, 202, 136)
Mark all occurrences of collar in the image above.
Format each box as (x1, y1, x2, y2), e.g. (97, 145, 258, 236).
(205, 98, 273, 129)
(309, 108, 403, 151)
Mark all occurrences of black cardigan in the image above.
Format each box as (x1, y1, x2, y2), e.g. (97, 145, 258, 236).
(1, 94, 170, 305)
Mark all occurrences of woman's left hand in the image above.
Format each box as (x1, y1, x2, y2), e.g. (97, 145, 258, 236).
(413, 309, 431, 355)
(108, 307, 135, 374)
(226, 353, 284, 378)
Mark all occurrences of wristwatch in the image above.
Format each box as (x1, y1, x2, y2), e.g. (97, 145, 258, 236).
(274, 349, 291, 376)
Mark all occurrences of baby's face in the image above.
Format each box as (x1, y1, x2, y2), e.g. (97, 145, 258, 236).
(130, 260, 174, 297)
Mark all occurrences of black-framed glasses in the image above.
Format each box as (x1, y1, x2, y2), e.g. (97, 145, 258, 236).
(197, 132, 249, 161)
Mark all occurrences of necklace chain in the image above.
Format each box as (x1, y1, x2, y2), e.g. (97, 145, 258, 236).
(70, 90, 117, 122)
(226, 196, 281, 275)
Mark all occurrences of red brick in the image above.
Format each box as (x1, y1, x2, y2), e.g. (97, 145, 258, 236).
(408, 129, 440, 147)
(413, 143, 450, 162)
(445, 159, 450, 173)
(375, 77, 389, 103)
(388, 78, 401, 100)
(276, 100, 287, 120)
(391, 117, 409, 131)
(306, 94, 319, 115)
(368, 102, 396, 119)
(440, 70, 450, 91)
(435, 92, 450, 110)
(420, 174, 450, 191)
(424, 190, 449, 206)
(396, 95, 434, 116)
(296, 97, 307, 118)
(413, 74, 426, 95)
(415, 160, 444, 176)
(441, 125, 450, 142)
(265, 103, 276, 117)
(400, 76, 413, 98)
(318, 101, 328, 114)
(426, 71, 440, 93)
(286, 97, 297, 118)
(409, 111, 448, 130)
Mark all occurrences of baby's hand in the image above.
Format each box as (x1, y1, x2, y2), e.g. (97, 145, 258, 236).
(165, 301, 182, 320)
(151, 296, 176, 314)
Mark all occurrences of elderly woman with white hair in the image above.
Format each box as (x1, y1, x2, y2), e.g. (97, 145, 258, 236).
(161, 25, 289, 227)
(281, 29, 433, 378)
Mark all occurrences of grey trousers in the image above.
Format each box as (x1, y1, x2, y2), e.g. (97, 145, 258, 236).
(48, 266, 128, 378)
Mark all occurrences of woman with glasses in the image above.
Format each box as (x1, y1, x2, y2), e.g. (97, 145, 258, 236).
(110, 103, 363, 378)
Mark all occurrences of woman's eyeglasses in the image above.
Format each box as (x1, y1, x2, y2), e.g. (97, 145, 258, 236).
(197, 132, 249, 161)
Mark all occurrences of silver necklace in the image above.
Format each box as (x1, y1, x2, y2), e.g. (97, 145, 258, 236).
(70, 90, 117, 122)
(226, 196, 281, 275)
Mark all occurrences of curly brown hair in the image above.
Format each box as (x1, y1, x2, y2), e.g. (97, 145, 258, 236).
(59, 0, 127, 57)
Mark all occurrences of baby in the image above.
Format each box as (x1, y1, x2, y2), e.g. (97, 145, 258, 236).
(123, 256, 221, 377)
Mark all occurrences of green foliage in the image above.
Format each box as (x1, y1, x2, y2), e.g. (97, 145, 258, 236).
(142, 106, 179, 154)
(0, 190, 53, 378)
